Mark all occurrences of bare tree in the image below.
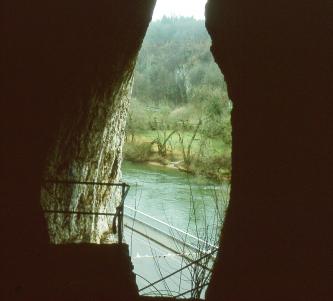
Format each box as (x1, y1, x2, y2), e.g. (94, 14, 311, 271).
(178, 119, 202, 167)
(152, 125, 177, 158)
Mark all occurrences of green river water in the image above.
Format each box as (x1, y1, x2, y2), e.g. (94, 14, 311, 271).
(121, 160, 229, 243)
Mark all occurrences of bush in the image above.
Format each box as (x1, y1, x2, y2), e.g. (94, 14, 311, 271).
(191, 155, 231, 181)
(123, 142, 153, 162)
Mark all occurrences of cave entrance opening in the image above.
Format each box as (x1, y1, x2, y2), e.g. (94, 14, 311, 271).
(121, 0, 232, 298)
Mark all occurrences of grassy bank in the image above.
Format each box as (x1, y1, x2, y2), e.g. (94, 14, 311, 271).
(123, 130, 231, 182)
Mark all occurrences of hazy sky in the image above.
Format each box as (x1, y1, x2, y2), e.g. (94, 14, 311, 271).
(152, 0, 206, 20)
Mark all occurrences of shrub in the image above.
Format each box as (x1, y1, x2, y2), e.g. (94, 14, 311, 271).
(191, 155, 231, 181)
(123, 142, 153, 162)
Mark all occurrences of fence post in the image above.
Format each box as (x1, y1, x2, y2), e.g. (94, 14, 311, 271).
(117, 183, 126, 244)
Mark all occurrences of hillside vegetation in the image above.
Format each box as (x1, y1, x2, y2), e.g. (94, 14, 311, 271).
(125, 17, 231, 181)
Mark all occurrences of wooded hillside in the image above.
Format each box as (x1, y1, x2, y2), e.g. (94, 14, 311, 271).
(126, 17, 232, 181)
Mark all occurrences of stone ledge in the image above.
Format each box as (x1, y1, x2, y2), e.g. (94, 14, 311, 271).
(46, 243, 138, 300)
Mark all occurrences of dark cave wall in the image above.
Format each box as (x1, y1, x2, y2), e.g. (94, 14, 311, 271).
(2, 0, 331, 299)
(205, 0, 332, 300)
(2, 0, 156, 297)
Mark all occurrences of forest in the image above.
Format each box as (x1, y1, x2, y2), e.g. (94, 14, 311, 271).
(125, 17, 231, 181)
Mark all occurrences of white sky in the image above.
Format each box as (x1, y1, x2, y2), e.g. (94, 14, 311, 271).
(152, 0, 206, 20)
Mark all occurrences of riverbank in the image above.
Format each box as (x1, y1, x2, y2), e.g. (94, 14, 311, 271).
(123, 141, 231, 182)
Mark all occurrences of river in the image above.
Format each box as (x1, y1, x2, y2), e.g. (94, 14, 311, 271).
(121, 160, 229, 244)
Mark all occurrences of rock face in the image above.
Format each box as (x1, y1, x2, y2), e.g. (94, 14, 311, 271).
(41, 80, 132, 243)
(2, 0, 156, 297)
(205, 0, 331, 300)
(34, 2, 155, 244)
(3, 0, 331, 299)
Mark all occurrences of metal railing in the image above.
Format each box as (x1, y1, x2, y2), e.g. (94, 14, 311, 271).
(42, 179, 130, 244)
(138, 247, 218, 297)
(124, 205, 218, 255)
(124, 205, 219, 298)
